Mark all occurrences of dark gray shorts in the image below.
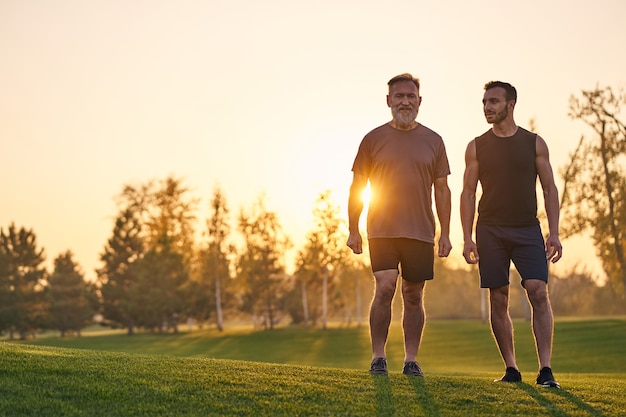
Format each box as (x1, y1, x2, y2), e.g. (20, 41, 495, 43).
(476, 224, 548, 289)
(368, 238, 434, 282)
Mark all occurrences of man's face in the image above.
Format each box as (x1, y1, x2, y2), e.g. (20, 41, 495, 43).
(482, 87, 511, 124)
(387, 80, 421, 128)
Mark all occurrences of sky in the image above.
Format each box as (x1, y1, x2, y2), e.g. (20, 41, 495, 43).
(1, 0, 624, 282)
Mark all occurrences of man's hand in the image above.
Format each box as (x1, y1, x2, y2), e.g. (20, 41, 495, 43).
(545, 235, 562, 263)
(346, 231, 363, 254)
(463, 240, 479, 264)
(438, 235, 452, 257)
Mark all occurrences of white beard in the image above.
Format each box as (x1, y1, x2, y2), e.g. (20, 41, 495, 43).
(392, 106, 418, 129)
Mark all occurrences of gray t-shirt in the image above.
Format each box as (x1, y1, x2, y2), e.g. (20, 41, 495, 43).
(352, 123, 450, 244)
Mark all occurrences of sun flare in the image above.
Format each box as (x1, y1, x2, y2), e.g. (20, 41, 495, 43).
(361, 184, 373, 207)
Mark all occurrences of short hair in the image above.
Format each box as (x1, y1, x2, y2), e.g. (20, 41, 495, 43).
(484, 81, 517, 102)
(388, 73, 420, 92)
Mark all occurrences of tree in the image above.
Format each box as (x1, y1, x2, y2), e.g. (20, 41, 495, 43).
(144, 177, 197, 330)
(97, 208, 145, 334)
(48, 251, 95, 336)
(237, 195, 291, 329)
(295, 190, 352, 329)
(293, 233, 323, 326)
(328, 253, 371, 326)
(126, 236, 189, 332)
(98, 175, 198, 334)
(145, 176, 198, 266)
(561, 86, 626, 293)
(0, 224, 47, 339)
(196, 186, 235, 331)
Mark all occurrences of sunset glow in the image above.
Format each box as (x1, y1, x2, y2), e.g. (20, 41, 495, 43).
(1, 0, 623, 281)
(361, 184, 373, 208)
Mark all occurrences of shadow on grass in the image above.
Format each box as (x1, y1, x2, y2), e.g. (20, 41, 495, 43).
(407, 376, 441, 417)
(549, 389, 606, 417)
(516, 382, 605, 417)
(371, 375, 394, 416)
(370, 374, 441, 417)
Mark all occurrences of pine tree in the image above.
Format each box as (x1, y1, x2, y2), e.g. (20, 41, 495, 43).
(98, 208, 144, 334)
(0, 223, 47, 339)
(48, 251, 94, 336)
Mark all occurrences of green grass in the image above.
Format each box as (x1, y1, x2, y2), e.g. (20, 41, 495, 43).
(20, 318, 626, 374)
(2, 318, 625, 416)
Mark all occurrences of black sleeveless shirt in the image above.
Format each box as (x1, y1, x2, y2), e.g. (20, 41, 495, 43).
(476, 127, 539, 227)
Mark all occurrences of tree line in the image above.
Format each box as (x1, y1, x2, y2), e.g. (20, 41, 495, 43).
(1, 85, 624, 340)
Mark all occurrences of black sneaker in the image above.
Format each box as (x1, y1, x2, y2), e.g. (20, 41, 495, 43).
(536, 367, 560, 388)
(402, 361, 424, 377)
(494, 367, 522, 383)
(369, 357, 388, 375)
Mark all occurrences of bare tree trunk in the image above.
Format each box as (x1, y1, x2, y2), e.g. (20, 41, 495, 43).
(301, 280, 309, 325)
(267, 298, 274, 330)
(355, 274, 362, 327)
(172, 313, 179, 333)
(214, 250, 224, 331)
(215, 275, 223, 331)
(322, 266, 328, 330)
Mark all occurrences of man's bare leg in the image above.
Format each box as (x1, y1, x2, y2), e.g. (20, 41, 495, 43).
(401, 279, 426, 362)
(489, 285, 518, 370)
(524, 279, 553, 369)
(369, 269, 399, 359)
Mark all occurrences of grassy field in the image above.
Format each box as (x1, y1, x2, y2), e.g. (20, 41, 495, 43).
(1, 318, 625, 416)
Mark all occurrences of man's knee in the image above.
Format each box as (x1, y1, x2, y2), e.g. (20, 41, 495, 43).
(489, 286, 510, 311)
(374, 269, 398, 300)
(524, 279, 549, 305)
(402, 281, 425, 306)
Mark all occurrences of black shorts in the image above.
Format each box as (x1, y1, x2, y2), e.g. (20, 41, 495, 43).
(368, 238, 434, 282)
(476, 224, 548, 289)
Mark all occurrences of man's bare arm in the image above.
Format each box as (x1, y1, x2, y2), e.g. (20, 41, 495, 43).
(460, 140, 479, 264)
(434, 176, 452, 257)
(536, 135, 563, 263)
(346, 172, 368, 254)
